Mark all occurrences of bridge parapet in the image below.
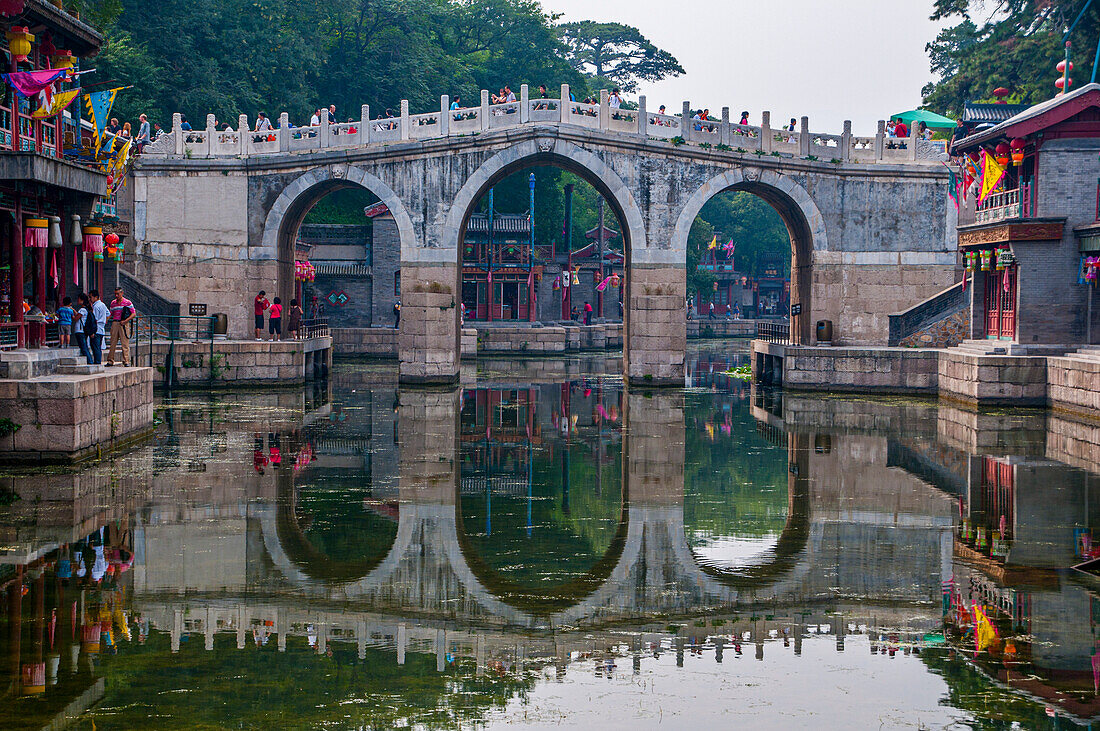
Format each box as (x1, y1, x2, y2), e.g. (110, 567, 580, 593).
(143, 84, 948, 164)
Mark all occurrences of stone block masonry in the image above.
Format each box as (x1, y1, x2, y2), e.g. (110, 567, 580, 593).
(398, 263, 461, 385)
(132, 338, 332, 387)
(0, 367, 155, 463)
(625, 266, 687, 386)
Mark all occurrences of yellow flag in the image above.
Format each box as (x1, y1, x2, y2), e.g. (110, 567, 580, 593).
(31, 88, 79, 119)
(979, 151, 1006, 204)
(708, 235, 717, 250)
(973, 604, 997, 652)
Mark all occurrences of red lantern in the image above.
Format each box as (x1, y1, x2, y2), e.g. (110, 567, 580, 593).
(105, 233, 119, 247)
(1057, 60, 1073, 73)
(994, 142, 1010, 167)
(992, 87, 1010, 101)
(610, 273, 620, 287)
(1055, 77, 1072, 90)
(1010, 137, 1026, 165)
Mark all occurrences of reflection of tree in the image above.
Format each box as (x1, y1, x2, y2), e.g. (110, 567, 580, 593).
(90, 633, 535, 729)
(919, 648, 1054, 729)
(684, 395, 787, 541)
(459, 443, 623, 594)
(278, 476, 399, 583)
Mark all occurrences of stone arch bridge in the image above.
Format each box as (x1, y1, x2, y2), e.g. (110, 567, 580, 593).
(132, 85, 955, 384)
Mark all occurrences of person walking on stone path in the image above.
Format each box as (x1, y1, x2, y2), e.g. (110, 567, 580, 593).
(254, 291, 270, 340)
(708, 301, 716, 320)
(268, 297, 283, 341)
(107, 286, 135, 367)
(89, 290, 109, 365)
(75, 294, 93, 364)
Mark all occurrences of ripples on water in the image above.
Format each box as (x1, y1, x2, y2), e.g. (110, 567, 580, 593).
(1, 343, 1098, 729)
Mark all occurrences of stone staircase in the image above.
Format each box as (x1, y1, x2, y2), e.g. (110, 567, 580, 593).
(949, 339, 1068, 357)
(57, 353, 104, 375)
(1061, 345, 1100, 364)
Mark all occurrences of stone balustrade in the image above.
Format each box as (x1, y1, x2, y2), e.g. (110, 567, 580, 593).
(142, 84, 947, 165)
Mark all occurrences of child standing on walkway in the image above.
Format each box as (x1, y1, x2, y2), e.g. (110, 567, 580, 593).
(57, 297, 74, 348)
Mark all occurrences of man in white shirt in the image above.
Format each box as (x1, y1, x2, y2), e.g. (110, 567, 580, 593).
(89, 289, 110, 364)
(255, 112, 272, 131)
(609, 88, 622, 109)
(310, 109, 321, 126)
(504, 85, 516, 103)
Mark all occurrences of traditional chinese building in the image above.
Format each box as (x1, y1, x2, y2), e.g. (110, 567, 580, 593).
(0, 0, 106, 348)
(461, 212, 540, 321)
(953, 83, 1100, 347)
(694, 239, 751, 317)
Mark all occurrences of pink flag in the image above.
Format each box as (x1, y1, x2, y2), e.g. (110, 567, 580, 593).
(2, 69, 67, 98)
(595, 275, 612, 292)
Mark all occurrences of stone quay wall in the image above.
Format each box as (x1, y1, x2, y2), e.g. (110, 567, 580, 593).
(687, 319, 757, 338)
(780, 346, 940, 394)
(754, 341, 1100, 415)
(332, 324, 619, 357)
(0, 367, 154, 462)
(132, 338, 332, 387)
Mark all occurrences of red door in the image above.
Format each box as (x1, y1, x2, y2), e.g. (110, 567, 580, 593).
(984, 268, 1017, 340)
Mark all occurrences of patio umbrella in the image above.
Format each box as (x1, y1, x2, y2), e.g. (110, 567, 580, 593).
(890, 109, 957, 129)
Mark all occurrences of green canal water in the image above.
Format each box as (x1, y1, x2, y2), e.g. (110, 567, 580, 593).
(2, 343, 1099, 729)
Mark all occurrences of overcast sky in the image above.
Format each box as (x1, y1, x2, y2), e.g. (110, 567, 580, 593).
(539, 0, 949, 135)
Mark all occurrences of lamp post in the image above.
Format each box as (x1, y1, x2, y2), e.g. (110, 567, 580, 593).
(564, 183, 573, 320)
(529, 173, 536, 322)
(487, 187, 494, 322)
(596, 197, 605, 320)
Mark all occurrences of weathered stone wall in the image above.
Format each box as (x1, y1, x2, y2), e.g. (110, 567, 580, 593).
(0, 367, 154, 461)
(133, 338, 332, 386)
(938, 351, 1048, 407)
(781, 345, 939, 393)
(898, 310, 968, 348)
(1047, 355, 1100, 421)
(307, 273, 372, 327)
(687, 319, 756, 338)
(625, 266, 686, 385)
(398, 263, 460, 384)
(372, 214, 401, 327)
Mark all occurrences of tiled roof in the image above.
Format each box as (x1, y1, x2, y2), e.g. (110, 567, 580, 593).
(466, 213, 531, 234)
(963, 102, 1029, 124)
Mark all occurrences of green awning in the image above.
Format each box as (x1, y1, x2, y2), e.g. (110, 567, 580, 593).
(890, 109, 957, 129)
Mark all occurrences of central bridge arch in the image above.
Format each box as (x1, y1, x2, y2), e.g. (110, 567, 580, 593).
(672, 169, 826, 345)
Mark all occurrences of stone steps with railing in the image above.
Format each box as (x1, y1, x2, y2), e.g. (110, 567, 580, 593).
(140, 85, 948, 165)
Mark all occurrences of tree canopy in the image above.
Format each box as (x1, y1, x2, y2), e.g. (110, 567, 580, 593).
(922, 0, 1100, 115)
(68, 0, 682, 130)
(558, 21, 685, 93)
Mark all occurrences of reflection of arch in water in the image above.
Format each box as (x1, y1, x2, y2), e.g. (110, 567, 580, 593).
(452, 488, 630, 616)
(273, 476, 399, 584)
(689, 475, 810, 590)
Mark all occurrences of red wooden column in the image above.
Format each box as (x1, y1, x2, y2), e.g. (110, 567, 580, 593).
(33, 239, 45, 347)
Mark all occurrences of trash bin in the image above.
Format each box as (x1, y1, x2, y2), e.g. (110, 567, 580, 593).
(816, 319, 833, 344)
(212, 312, 228, 339)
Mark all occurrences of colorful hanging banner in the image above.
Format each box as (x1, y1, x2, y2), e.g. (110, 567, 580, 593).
(595, 275, 612, 292)
(707, 235, 717, 250)
(978, 150, 1006, 204)
(2, 68, 67, 98)
(31, 88, 79, 119)
(83, 87, 121, 150)
(946, 165, 960, 211)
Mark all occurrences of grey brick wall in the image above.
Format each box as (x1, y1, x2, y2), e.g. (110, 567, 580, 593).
(372, 215, 400, 327)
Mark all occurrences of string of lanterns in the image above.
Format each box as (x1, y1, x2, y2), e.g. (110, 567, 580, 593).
(295, 260, 315, 282)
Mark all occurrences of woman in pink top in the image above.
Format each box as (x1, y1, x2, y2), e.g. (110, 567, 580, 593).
(268, 297, 283, 341)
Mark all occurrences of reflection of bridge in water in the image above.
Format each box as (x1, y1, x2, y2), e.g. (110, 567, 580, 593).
(130, 381, 956, 635)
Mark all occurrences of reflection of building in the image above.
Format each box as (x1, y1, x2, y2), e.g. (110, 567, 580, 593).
(460, 388, 539, 496)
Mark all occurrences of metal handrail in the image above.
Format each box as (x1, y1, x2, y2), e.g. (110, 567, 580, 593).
(755, 321, 790, 345)
(300, 317, 330, 339)
(133, 314, 216, 387)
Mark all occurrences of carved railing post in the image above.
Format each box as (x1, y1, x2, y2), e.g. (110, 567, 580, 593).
(400, 99, 409, 141)
(909, 123, 919, 161)
(799, 116, 810, 157)
(599, 89, 609, 130)
(874, 120, 885, 160)
(559, 84, 570, 124)
(320, 111, 330, 148)
(481, 90, 490, 131)
(172, 112, 183, 155)
(278, 112, 289, 152)
(637, 94, 647, 136)
(238, 114, 249, 156)
(841, 120, 852, 162)
(205, 114, 216, 158)
(761, 111, 772, 153)
(520, 84, 529, 123)
(440, 95, 449, 137)
(720, 106, 730, 146)
(360, 104, 370, 145)
(681, 101, 691, 141)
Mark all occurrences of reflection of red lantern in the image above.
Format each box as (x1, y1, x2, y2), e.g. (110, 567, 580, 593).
(994, 142, 1010, 167)
(1010, 137, 1026, 165)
